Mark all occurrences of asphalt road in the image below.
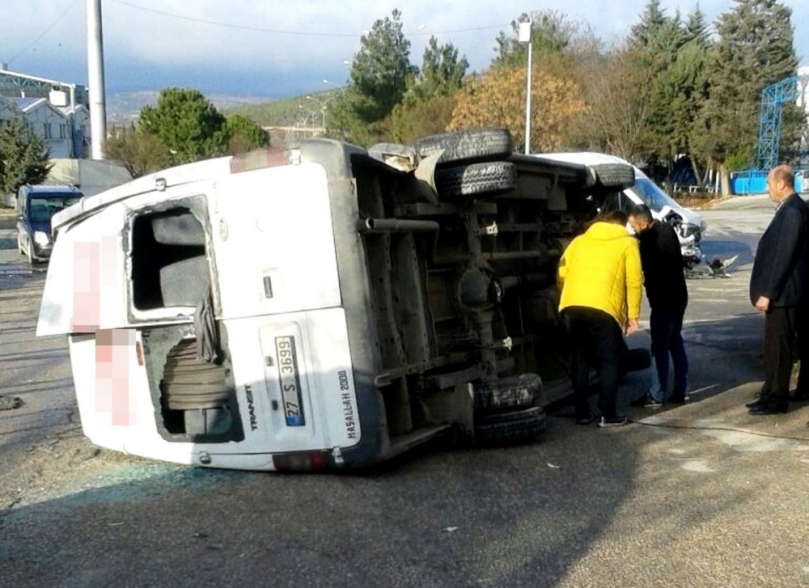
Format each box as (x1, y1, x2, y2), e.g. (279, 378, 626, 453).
(3, 198, 809, 588)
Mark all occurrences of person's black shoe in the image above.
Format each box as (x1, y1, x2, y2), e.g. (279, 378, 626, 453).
(598, 414, 628, 428)
(748, 402, 789, 415)
(745, 399, 767, 409)
(667, 393, 690, 405)
(575, 415, 595, 425)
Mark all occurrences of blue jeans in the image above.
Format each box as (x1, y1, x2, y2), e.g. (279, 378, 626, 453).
(648, 358, 663, 401)
(650, 303, 689, 398)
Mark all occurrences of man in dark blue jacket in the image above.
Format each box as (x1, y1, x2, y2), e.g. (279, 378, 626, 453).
(747, 165, 809, 414)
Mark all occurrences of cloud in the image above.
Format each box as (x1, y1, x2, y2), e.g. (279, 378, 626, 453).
(1, 0, 808, 97)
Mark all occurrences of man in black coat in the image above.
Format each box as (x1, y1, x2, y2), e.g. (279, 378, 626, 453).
(628, 204, 689, 405)
(747, 165, 809, 414)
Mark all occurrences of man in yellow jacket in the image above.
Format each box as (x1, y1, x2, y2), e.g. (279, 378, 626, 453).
(557, 210, 644, 427)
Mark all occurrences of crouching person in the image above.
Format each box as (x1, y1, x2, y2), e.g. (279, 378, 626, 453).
(557, 210, 644, 427)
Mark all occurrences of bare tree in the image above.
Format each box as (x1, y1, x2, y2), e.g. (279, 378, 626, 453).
(573, 45, 653, 161)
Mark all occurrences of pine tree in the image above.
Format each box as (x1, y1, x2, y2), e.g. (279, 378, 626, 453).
(225, 114, 270, 154)
(327, 9, 418, 145)
(629, 0, 668, 48)
(139, 88, 230, 165)
(0, 115, 51, 195)
(694, 0, 799, 172)
(388, 36, 469, 144)
(411, 36, 468, 101)
(348, 9, 418, 123)
(626, 0, 693, 166)
(683, 4, 710, 45)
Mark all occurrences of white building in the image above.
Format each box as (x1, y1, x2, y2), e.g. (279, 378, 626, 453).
(59, 103, 90, 158)
(0, 67, 90, 158)
(0, 67, 132, 202)
(13, 97, 73, 158)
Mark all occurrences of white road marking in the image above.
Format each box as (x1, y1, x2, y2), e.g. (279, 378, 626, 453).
(691, 287, 748, 293)
(688, 384, 720, 396)
(681, 460, 716, 473)
(689, 299, 732, 303)
(699, 426, 809, 453)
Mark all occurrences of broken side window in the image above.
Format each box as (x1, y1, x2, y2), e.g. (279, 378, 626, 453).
(131, 207, 209, 310)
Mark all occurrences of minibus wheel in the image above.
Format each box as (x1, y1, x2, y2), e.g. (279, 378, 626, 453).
(474, 406, 547, 446)
(434, 161, 517, 198)
(473, 373, 543, 412)
(413, 128, 513, 166)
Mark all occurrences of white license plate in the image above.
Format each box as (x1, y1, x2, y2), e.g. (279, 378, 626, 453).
(275, 336, 305, 426)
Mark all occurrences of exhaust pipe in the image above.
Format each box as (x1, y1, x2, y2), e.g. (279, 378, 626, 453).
(357, 218, 440, 234)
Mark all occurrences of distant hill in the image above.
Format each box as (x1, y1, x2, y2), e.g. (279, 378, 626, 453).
(106, 91, 281, 125)
(106, 91, 158, 124)
(226, 89, 340, 127)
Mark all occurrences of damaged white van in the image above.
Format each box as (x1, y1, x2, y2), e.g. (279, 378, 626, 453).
(37, 130, 637, 471)
(535, 152, 708, 269)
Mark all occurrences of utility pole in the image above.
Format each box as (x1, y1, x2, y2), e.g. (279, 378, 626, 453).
(86, 0, 107, 159)
(518, 20, 532, 155)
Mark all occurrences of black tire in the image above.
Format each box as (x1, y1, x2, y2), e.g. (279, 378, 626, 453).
(474, 406, 547, 446)
(474, 373, 543, 411)
(591, 163, 635, 189)
(161, 340, 230, 411)
(413, 128, 513, 165)
(435, 161, 517, 198)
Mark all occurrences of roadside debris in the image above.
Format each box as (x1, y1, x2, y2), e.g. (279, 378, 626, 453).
(0, 395, 24, 411)
(686, 254, 739, 279)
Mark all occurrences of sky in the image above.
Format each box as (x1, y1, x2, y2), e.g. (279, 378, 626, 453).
(1, 0, 808, 100)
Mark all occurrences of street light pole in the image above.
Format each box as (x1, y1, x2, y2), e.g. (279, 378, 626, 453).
(518, 20, 532, 155)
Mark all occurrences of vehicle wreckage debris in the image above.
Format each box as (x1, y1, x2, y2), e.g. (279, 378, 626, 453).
(685, 255, 739, 279)
(0, 395, 24, 411)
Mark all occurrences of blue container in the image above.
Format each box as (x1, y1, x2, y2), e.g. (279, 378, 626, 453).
(730, 169, 804, 195)
(729, 170, 768, 195)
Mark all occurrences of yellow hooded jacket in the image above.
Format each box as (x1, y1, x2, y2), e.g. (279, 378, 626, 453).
(557, 221, 643, 328)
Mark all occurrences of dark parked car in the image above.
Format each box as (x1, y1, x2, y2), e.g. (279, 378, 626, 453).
(16, 185, 83, 265)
